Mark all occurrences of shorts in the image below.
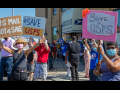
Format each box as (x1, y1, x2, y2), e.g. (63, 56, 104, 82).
(33, 63, 47, 80)
(27, 63, 35, 73)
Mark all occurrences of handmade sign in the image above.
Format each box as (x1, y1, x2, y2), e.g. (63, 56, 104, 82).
(0, 15, 22, 38)
(23, 16, 46, 38)
(58, 38, 64, 44)
(82, 9, 118, 42)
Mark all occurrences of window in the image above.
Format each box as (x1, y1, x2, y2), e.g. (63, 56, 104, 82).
(46, 8, 48, 18)
(61, 8, 66, 11)
(53, 8, 57, 15)
(53, 27, 57, 41)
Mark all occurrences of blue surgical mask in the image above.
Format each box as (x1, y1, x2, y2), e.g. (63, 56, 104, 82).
(93, 47, 97, 51)
(107, 49, 116, 57)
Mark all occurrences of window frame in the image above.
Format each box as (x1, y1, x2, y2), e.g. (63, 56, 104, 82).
(61, 8, 66, 12)
(53, 8, 57, 15)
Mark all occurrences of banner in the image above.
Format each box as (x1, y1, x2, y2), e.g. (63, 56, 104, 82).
(82, 10, 118, 42)
(0, 15, 22, 38)
(58, 38, 64, 44)
(23, 16, 46, 38)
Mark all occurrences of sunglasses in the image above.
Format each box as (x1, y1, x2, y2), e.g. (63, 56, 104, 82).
(107, 47, 116, 50)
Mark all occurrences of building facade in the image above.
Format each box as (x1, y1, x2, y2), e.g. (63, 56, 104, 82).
(35, 8, 118, 44)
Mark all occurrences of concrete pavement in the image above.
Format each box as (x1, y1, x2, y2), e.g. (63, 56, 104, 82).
(2, 58, 89, 81)
(46, 59, 89, 81)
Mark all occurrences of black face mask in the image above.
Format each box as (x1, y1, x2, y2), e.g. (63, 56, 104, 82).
(4, 38, 7, 40)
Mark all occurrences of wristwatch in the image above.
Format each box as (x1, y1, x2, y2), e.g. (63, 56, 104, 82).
(101, 54, 106, 58)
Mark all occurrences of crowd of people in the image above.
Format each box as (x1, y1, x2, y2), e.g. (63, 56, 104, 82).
(0, 35, 120, 81)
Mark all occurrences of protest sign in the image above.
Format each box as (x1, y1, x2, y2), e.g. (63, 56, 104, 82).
(82, 10, 118, 42)
(23, 16, 46, 38)
(66, 37, 72, 43)
(0, 15, 22, 38)
(58, 38, 64, 44)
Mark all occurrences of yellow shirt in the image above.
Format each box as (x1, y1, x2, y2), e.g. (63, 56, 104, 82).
(57, 44, 60, 49)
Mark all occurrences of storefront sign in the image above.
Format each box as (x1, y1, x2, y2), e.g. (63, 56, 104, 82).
(0, 15, 22, 38)
(82, 10, 118, 42)
(23, 16, 46, 38)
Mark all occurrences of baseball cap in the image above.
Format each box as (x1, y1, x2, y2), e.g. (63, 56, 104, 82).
(106, 42, 118, 48)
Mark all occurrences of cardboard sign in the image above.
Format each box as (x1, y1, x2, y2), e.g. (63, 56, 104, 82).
(82, 10, 118, 42)
(0, 15, 22, 38)
(58, 38, 64, 44)
(23, 16, 46, 38)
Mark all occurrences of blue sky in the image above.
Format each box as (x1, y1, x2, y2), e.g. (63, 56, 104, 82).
(0, 8, 35, 25)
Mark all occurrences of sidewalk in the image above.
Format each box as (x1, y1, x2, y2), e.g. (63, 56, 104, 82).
(46, 59, 89, 81)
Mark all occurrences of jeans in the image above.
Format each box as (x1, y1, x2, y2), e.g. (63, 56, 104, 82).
(89, 69, 99, 81)
(0, 57, 13, 81)
(49, 57, 53, 69)
(70, 60, 79, 81)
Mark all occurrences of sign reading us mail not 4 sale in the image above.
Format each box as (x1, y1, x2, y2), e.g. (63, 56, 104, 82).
(0, 15, 22, 38)
(23, 16, 46, 38)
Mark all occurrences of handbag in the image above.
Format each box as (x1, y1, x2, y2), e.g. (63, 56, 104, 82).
(8, 50, 27, 81)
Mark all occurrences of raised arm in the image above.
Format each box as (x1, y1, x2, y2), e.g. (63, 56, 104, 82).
(42, 35, 49, 50)
(92, 39, 98, 49)
(0, 40, 14, 55)
(84, 39, 91, 52)
(25, 38, 43, 57)
(29, 37, 34, 48)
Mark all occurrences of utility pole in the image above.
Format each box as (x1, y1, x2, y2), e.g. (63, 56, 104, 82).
(12, 8, 14, 16)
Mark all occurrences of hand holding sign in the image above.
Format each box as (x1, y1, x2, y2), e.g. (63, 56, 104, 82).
(42, 35, 46, 42)
(97, 46, 105, 55)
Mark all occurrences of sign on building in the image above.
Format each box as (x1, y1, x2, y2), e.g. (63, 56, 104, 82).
(0, 15, 22, 38)
(23, 16, 46, 38)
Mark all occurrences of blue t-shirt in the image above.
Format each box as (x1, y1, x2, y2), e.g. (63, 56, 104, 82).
(60, 45, 67, 54)
(90, 50, 102, 69)
(80, 44, 83, 49)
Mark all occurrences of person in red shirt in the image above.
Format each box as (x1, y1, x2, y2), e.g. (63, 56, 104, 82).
(32, 35, 50, 81)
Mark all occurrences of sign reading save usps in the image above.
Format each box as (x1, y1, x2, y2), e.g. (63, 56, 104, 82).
(82, 10, 118, 42)
(23, 16, 46, 38)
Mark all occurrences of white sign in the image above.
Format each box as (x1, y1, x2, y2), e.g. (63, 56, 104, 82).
(23, 16, 46, 38)
(87, 12, 115, 36)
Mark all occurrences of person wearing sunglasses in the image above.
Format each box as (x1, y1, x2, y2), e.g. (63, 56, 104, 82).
(93, 42, 120, 81)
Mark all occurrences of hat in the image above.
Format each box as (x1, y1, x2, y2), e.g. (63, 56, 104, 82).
(14, 39, 27, 47)
(106, 42, 118, 48)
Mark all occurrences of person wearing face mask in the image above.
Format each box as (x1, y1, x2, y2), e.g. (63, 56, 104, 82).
(32, 35, 50, 81)
(0, 37, 15, 81)
(0, 37, 43, 81)
(89, 44, 102, 81)
(93, 41, 120, 81)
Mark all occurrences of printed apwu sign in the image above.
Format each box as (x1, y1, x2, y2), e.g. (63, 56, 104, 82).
(82, 10, 118, 42)
(23, 16, 46, 38)
(0, 15, 22, 38)
(58, 38, 64, 44)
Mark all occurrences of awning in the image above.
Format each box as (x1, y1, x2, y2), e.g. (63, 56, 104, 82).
(62, 8, 83, 34)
